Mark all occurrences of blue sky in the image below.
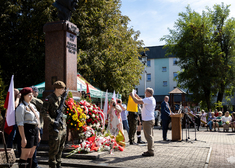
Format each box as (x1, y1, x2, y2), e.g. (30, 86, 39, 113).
(120, 0, 235, 47)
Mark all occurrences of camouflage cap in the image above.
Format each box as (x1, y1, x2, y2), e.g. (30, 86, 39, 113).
(53, 81, 66, 89)
(31, 86, 39, 92)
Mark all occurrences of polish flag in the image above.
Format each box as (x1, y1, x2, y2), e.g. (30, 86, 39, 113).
(4, 75, 15, 135)
(103, 90, 108, 122)
(112, 90, 116, 103)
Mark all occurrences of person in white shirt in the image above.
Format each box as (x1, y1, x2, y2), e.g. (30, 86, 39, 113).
(130, 87, 156, 157)
(222, 111, 232, 132)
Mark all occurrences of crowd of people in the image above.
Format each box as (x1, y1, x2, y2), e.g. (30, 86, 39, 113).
(186, 108, 235, 132)
(3, 79, 235, 168)
(2, 81, 65, 168)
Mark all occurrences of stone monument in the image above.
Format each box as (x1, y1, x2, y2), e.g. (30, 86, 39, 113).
(42, 0, 79, 141)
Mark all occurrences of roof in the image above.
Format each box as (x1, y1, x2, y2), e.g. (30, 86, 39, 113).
(169, 87, 186, 94)
(142, 45, 175, 59)
(18, 75, 121, 99)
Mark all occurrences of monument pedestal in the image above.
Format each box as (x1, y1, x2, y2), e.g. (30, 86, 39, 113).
(171, 113, 182, 141)
(43, 20, 79, 98)
(42, 20, 79, 141)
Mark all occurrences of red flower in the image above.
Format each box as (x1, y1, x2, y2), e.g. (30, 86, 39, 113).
(92, 121, 94, 124)
(94, 120, 98, 123)
(118, 146, 124, 151)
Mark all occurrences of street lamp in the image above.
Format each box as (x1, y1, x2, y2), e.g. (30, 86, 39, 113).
(141, 52, 147, 94)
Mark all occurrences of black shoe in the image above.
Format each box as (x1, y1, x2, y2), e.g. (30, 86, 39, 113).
(163, 139, 170, 141)
(130, 141, 137, 145)
(137, 140, 146, 144)
(142, 151, 154, 157)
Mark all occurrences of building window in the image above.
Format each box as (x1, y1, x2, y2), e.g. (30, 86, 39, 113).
(163, 81, 167, 86)
(173, 58, 178, 65)
(147, 60, 151, 67)
(147, 74, 151, 81)
(162, 67, 167, 72)
(173, 72, 178, 80)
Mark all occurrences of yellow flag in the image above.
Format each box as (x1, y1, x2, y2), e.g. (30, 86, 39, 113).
(127, 95, 138, 112)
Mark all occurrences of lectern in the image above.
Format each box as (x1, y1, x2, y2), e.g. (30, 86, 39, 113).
(171, 113, 183, 141)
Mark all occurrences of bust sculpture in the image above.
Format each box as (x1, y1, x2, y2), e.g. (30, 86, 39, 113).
(53, 0, 78, 21)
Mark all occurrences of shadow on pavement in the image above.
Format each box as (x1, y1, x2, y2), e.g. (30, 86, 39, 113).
(154, 140, 171, 144)
(102, 153, 143, 163)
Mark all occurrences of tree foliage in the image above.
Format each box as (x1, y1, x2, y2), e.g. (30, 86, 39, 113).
(210, 3, 235, 103)
(0, 0, 144, 100)
(0, 0, 57, 88)
(161, 4, 235, 110)
(72, 0, 145, 99)
(0, 66, 6, 111)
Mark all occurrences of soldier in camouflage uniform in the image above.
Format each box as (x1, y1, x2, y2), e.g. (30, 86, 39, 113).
(41, 81, 67, 168)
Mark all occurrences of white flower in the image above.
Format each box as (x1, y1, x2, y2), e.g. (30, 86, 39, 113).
(81, 141, 86, 148)
(86, 148, 90, 152)
(86, 115, 90, 119)
(104, 146, 110, 151)
(92, 114, 95, 118)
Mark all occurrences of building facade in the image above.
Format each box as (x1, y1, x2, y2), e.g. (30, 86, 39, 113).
(136, 45, 182, 105)
(136, 45, 235, 110)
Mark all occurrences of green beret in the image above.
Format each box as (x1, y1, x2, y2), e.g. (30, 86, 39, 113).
(53, 81, 66, 89)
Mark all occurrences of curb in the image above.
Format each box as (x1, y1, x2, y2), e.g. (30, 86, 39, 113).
(37, 159, 127, 168)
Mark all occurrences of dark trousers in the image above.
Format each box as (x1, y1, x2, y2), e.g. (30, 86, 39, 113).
(128, 112, 138, 143)
(7, 124, 17, 148)
(162, 119, 170, 140)
(32, 128, 43, 168)
(16, 127, 22, 158)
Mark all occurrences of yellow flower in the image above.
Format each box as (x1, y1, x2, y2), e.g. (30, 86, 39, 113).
(78, 108, 82, 113)
(72, 115, 78, 121)
(77, 128, 80, 131)
(79, 122, 83, 127)
(67, 108, 69, 110)
(69, 113, 71, 116)
(74, 124, 76, 126)
(71, 123, 73, 125)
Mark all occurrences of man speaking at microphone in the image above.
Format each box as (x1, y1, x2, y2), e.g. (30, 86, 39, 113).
(161, 96, 174, 141)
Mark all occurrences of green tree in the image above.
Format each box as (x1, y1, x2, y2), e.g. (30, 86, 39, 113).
(72, 0, 145, 99)
(0, 66, 6, 111)
(210, 3, 235, 103)
(0, 0, 57, 88)
(161, 6, 220, 110)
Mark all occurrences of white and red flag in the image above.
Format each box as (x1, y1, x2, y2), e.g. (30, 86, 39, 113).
(112, 90, 116, 103)
(4, 75, 15, 135)
(103, 90, 108, 121)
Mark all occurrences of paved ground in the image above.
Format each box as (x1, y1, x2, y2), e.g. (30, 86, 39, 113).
(3, 126, 235, 168)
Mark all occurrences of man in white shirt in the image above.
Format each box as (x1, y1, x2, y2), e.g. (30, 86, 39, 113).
(130, 87, 156, 156)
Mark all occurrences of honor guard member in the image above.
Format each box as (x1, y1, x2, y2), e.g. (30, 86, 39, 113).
(41, 81, 67, 168)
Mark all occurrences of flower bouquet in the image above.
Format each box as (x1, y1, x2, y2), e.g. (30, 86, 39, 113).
(84, 102, 103, 132)
(67, 130, 124, 156)
(226, 121, 230, 125)
(65, 98, 86, 131)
